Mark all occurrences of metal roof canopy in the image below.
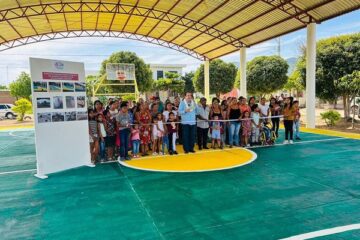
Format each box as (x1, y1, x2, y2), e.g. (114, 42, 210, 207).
(0, 0, 359, 60)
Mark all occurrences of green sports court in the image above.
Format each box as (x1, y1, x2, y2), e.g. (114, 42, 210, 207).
(1, 128, 359, 239)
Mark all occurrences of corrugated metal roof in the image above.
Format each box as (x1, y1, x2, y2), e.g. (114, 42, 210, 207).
(0, 0, 358, 60)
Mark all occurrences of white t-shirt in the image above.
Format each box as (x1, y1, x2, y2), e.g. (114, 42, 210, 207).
(163, 110, 177, 122)
(109, 109, 118, 118)
(99, 123, 107, 137)
(251, 112, 260, 127)
(258, 104, 269, 117)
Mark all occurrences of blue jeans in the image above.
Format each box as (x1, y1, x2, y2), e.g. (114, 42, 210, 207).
(229, 122, 240, 146)
(293, 120, 300, 138)
(162, 135, 169, 154)
(132, 140, 140, 155)
(119, 128, 130, 158)
(182, 124, 196, 152)
(99, 139, 105, 159)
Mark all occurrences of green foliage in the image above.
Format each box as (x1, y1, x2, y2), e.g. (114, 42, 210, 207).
(0, 85, 7, 90)
(320, 110, 341, 127)
(247, 55, 289, 95)
(338, 70, 360, 98)
(85, 75, 98, 97)
(9, 72, 31, 100)
(284, 69, 305, 91)
(100, 51, 153, 93)
(193, 59, 237, 95)
(12, 98, 32, 121)
(154, 71, 185, 94)
(182, 72, 195, 93)
(297, 33, 360, 102)
(122, 94, 136, 101)
(234, 69, 241, 88)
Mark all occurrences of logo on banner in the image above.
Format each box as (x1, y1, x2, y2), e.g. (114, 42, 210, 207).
(54, 61, 64, 70)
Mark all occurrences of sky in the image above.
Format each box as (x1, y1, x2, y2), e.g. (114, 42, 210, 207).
(0, 10, 359, 86)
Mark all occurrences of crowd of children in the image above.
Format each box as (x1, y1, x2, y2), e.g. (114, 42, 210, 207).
(88, 94, 301, 163)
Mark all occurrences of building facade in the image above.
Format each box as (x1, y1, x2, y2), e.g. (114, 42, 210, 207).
(149, 64, 186, 80)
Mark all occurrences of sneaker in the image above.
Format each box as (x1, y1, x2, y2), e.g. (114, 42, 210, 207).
(159, 152, 163, 155)
(190, 150, 196, 153)
(203, 146, 209, 149)
(152, 152, 158, 156)
(289, 140, 294, 144)
(229, 145, 233, 148)
(246, 144, 250, 147)
(125, 156, 131, 161)
(283, 140, 289, 144)
(169, 151, 173, 155)
(174, 151, 178, 155)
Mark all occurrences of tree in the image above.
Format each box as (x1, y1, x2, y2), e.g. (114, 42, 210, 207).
(234, 69, 241, 88)
(283, 69, 305, 95)
(247, 56, 289, 96)
(153, 72, 185, 97)
(193, 59, 237, 96)
(100, 51, 153, 93)
(9, 72, 31, 100)
(338, 70, 360, 127)
(297, 33, 360, 117)
(182, 72, 195, 93)
(85, 75, 99, 98)
(12, 98, 32, 121)
(0, 85, 7, 90)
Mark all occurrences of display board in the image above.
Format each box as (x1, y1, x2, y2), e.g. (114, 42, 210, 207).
(30, 58, 91, 178)
(106, 63, 135, 80)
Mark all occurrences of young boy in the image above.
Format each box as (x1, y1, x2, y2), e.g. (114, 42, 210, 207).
(293, 100, 301, 140)
(211, 115, 223, 149)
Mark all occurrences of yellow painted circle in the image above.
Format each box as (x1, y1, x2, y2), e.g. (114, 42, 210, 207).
(118, 148, 257, 172)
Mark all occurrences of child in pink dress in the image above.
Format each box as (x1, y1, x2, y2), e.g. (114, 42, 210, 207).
(241, 111, 252, 147)
(131, 124, 140, 158)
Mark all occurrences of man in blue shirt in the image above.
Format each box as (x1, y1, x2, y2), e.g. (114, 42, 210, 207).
(178, 92, 196, 153)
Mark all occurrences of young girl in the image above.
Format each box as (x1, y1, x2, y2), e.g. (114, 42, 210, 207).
(282, 97, 295, 144)
(152, 118, 160, 155)
(88, 109, 99, 164)
(251, 104, 261, 145)
(293, 100, 301, 140)
(131, 123, 140, 158)
(211, 115, 222, 149)
(241, 111, 252, 147)
(269, 97, 281, 137)
(155, 113, 166, 155)
(97, 114, 107, 162)
(167, 112, 178, 155)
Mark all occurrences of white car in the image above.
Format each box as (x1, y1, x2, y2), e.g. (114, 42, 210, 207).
(0, 103, 16, 119)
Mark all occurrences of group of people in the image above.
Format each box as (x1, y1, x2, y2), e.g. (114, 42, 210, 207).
(88, 93, 301, 163)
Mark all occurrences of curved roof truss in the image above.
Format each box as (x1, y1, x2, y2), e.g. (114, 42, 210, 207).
(0, 0, 359, 60)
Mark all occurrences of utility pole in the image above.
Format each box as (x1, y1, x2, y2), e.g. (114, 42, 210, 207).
(276, 37, 281, 57)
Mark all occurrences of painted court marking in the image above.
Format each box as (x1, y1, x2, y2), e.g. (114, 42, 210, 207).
(280, 223, 360, 239)
(0, 169, 36, 176)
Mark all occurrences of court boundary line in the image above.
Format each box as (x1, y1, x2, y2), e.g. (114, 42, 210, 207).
(0, 169, 36, 176)
(280, 223, 360, 239)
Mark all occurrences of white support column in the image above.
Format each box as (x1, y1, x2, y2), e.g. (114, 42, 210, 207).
(306, 23, 316, 128)
(240, 47, 247, 98)
(204, 59, 210, 100)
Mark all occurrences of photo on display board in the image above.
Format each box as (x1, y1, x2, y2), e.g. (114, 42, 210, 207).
(65, 111, 77, 121)
(77, 96, 86, 108)
(62, 82, 75, 92)
(37, 113, 51, 123)
(33, 81, 48, 92)
(76, 111, 88, 121)
(36, 97, 51, 108)
(75, 82, 86, 92)
(52, 112, 65, 122)
(66, 96, 75, 108)
(49, 82, 62, 92)
(53, 96, 64, 109)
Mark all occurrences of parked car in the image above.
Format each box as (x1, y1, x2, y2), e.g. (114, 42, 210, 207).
(0, 103, 16, 119)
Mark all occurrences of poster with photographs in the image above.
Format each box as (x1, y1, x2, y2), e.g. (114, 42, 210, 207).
(49, 82, 61, 92)
(51, 112, 65, 122)
(37, 113, 51, 123)
(76, 111, 88, 121)
(37, 97, 51, 108)
(62, 82, 74, 92)
(77, 96, 86, 108)
(66, 96, 75, 108)
(33, 82, 48, 92)
(75, 82, 86, 92)
(65, 111, 77, 121)
(53, 96, 63, 109)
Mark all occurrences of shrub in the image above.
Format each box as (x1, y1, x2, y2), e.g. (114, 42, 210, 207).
(122, 94, 136, 101)
(12, 98, 32, 121)
(320, 110, 341, 126)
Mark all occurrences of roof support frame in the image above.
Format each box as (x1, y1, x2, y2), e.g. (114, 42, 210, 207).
(0, 30, 205, 61)
(0, 1, 240, 49)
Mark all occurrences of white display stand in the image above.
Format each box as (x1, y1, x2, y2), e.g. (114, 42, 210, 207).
(30, 58, 91, 178)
